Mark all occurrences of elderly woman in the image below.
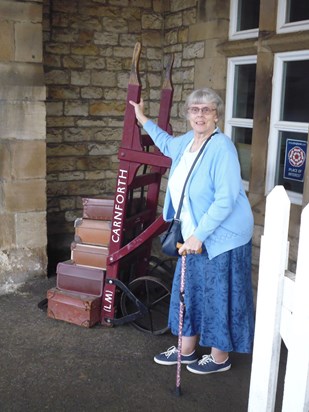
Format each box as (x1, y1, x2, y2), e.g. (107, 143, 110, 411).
(130, 88, 254, 375)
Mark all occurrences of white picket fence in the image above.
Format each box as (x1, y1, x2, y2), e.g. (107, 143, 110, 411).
(248, 186, 309, 411)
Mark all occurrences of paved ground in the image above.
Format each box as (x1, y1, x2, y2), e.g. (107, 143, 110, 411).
(0, 275, 287, 412)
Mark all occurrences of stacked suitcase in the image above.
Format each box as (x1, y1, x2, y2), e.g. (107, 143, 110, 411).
(47, 198, 113, 328)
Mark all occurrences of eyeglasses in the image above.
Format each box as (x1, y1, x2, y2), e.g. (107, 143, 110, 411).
(188, 106, 216, 115)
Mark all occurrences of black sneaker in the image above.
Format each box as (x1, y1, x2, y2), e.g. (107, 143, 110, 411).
(186, 354, 231, 374)
(154, 346, 198, 365)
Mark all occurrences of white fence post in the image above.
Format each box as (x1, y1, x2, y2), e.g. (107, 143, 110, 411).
(281, 204, 309, 412)
(248, 186, 290, 411)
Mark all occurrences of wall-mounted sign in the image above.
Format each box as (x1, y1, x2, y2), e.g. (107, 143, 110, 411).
(283, 139, 307, 182)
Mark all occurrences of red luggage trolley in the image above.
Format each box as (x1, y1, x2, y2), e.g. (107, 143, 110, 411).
(101, 43, 176, 334)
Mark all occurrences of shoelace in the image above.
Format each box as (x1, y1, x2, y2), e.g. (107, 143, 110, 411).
(198, 354, 214, 365)
(163, 346, 178, 358)
(198, 354, 229, 365)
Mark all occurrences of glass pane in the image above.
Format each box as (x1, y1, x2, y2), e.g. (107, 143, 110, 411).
(237, 0, 260, 31)
(233, 64, 256, 118)
(232, 127, 252, 181)
(275, 131, 307, 194)
(286, 0, 309, 23)
(281, 60, 309, 122)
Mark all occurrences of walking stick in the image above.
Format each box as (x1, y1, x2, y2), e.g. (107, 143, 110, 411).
(175, 245, 187, 397)
(175, 243, 202, 397)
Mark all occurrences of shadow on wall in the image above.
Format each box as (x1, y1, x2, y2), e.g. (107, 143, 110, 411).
(47, 233, 72, 277)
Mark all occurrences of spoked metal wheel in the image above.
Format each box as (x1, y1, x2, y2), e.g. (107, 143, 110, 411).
(148, 256, 176, 280)
(120, 275, 171, 335)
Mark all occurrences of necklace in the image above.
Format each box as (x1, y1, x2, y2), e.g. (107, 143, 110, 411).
(190, 138, 207, 153)
(190, 128, 217, 152)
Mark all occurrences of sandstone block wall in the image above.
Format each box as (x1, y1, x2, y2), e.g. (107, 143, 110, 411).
(43, 0, 212, 273)
(0, 0, 47, 292)
(0, 0, 260, 287)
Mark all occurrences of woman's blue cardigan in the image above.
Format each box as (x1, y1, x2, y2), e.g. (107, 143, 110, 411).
(143, 120, 254, 260)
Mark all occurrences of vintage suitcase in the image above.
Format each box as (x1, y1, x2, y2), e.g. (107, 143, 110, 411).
(74, 218, 111, 246)
(47, 287, 101, 328)
(82, 197, 114, 221)
(71, 242, 108, 269)
(56, 260, 105, 297)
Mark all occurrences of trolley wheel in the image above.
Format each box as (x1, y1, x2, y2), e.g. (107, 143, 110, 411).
(120, 275, 171, 335)
(148, 256, 176, 279)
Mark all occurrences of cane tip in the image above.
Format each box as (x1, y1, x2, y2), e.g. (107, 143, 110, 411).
(174, 386, 182, 397)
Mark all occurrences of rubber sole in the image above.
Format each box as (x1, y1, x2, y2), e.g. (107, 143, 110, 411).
(186, 363, 232, 375)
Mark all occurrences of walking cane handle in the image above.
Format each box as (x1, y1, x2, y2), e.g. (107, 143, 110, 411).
(176, 243, 202, 254)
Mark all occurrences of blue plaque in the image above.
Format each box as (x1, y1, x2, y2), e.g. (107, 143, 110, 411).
(283, 139, 307, 182)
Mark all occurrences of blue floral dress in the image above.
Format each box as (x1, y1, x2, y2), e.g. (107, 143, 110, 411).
(168, 240, 255, 353)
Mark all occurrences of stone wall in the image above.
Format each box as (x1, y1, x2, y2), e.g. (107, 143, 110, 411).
(0, 0, 255, 286)
(43, 0, 209, 273)
(0, 0, 47, 292)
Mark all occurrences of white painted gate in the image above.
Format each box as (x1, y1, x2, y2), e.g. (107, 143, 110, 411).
(248, 186, 309, 411)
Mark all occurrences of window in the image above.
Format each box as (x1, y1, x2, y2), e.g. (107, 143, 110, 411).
(266, 51, 309, 204)
(277, 0, 309, 33)
(225, 56, 257, 189)
(229, 0, 260, 40)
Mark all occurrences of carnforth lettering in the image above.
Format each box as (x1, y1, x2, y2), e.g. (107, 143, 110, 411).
(111, 169, 128, 243)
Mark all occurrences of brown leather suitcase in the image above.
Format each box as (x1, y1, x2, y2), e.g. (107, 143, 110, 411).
(56, 260, 105, 297)
(82, 197, 114, 220)
(71, 242, 108, 269)
(47, 287, 101, 328)
(74, 218, 111, 246)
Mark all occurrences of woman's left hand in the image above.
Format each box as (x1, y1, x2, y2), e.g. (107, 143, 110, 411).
(129, 98, 148, 126)
(178, 235, 202, 255)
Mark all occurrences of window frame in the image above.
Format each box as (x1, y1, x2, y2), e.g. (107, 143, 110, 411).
(229, 0, 259, 40)
(225, 55, 257, 191)
(265, 50, 309, 205)
(277, 0, 309, 34)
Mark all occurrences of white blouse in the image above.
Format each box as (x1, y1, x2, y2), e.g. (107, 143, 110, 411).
(168, 139, 202, 241)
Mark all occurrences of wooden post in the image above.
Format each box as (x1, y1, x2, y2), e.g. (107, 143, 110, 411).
(248, 186, 290, 411)
(301, 130, 309, 208)
(282, 204, 309, 412)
